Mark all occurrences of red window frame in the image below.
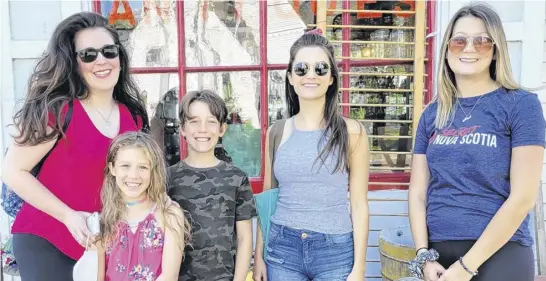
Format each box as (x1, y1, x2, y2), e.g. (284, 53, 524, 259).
(93, 0, 436, 193)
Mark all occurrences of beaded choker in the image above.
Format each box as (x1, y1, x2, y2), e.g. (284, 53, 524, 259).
(124, 196, 148, 208)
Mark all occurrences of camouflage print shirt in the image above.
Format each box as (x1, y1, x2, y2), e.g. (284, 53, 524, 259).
(167, 160, 257, 281)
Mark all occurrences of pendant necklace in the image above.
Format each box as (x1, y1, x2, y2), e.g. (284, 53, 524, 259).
(456, 93, 485, 122)
(85, 100, 115, 127)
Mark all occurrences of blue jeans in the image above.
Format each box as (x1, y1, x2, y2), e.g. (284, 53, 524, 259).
(265, 222, 354, 281)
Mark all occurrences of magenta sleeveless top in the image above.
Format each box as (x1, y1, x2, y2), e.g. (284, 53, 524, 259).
(105, 205, 164, 281)
(11, 99, 142, 260)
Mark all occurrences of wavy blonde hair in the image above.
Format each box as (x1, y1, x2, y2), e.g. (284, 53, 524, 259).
(98, 131, 191, 250)
(434, 2, 521, 128)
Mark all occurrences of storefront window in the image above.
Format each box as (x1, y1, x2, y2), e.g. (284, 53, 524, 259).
(133, 74, 180, 116)
(348, 65, 413, 173)
(187, 72, 262, 177)
(268, 70, 288, 123)
(184, 1, 260, 66)
(99, 0, 178, 67)
(131, 74, 180, 166)
(94, 0, 431, 190)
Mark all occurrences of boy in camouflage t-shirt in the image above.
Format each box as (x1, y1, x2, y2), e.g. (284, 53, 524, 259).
(167, 90, 256, 281)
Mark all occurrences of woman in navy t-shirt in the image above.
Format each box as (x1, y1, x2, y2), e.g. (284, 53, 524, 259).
(409, 3, 545, 281)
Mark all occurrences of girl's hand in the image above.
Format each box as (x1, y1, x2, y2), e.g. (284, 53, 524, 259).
(438, 261, 472, 281)
(252, 255, 267, 281)
(63, 210, 92, 247)
(423, 261, 446, 281)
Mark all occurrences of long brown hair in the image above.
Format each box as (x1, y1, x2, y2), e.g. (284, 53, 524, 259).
(285, 33, 350, 173)
(98, 132, 191, 250)
(434, 2, 520, 128)
(12, 12, 149, 145)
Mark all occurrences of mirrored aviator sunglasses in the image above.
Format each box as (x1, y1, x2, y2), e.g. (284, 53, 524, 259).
(293, 61, 330, 77)
(448, 36, 494, 54)
(76, 44, 120, 63)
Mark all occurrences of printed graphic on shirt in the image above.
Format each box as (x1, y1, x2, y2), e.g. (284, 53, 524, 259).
(429, 125, 497, 148)
(167, 161, 257, 281)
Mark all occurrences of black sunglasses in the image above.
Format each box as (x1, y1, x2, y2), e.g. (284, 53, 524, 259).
(76, 44, 120, 63)
(292, 61, 330, 77)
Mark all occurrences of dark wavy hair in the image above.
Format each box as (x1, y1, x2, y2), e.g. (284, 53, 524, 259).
(12, 12, 149, 145)
(285, 33, 349, 173)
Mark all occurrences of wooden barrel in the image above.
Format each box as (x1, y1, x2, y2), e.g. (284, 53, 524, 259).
(378, 225, 416, 281)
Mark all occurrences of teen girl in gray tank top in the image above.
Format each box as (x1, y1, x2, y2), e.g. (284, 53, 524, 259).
(253, 32, 370, 281)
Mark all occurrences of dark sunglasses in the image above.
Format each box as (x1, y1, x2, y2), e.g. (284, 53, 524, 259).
(448, 36, 494, 54)
(76, 44, 120, 63)
(292, 61, 330, 77)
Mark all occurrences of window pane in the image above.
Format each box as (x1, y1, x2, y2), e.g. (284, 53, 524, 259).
(268, 70, 288, 124)
(348, 64, 413, 174)
(100, 1, 178, 67)
(328, 0, 415, 60)
(132, 74, 181, 165)
(184, 1, 260, 67)
(266, 1, 308, 64)
(267, 0, 416, 63)
(186, 72, 262, 177)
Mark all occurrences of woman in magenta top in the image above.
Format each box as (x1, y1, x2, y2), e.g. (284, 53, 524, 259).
(1, 12, 149, 281)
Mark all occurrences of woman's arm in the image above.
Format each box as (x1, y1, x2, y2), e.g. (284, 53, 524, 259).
(1, 130, 73, 223)
(461, 145, 543, 272)
(252, 126, 273, 281)
(347, 119, 370, 277)
(408, 154, 430, 250)
(254, 125, 274, 260)
(233, 219, 253, 281)
(158, 206, 186, 281)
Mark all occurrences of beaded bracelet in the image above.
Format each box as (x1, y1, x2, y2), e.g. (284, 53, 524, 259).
(459, 257, 478, 276)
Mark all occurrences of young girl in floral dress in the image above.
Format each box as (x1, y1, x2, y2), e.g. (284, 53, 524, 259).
(96, 132, 191, 281)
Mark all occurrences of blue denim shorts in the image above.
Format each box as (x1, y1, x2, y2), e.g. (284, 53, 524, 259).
(265, 222, 354, 281)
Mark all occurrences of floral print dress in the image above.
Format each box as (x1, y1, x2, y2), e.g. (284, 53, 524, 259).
(105, 205, 164, 281)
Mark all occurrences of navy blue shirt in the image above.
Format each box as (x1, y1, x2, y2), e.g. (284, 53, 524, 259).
(414, 88, 546, 246)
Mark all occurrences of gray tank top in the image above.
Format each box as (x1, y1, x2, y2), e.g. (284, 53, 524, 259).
(270, 118, 352, 234)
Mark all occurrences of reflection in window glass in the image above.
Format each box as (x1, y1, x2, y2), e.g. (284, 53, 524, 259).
(187, 72, 261, 177)
(267, 0, 415, 63)
(266, 0, 307, 64)
(268, 70, 288, 124)
(349, 64, 413, 173)
(184, 0, 260, 67)
(132, 74, 180, 166)
(100, 0, 178, 67)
